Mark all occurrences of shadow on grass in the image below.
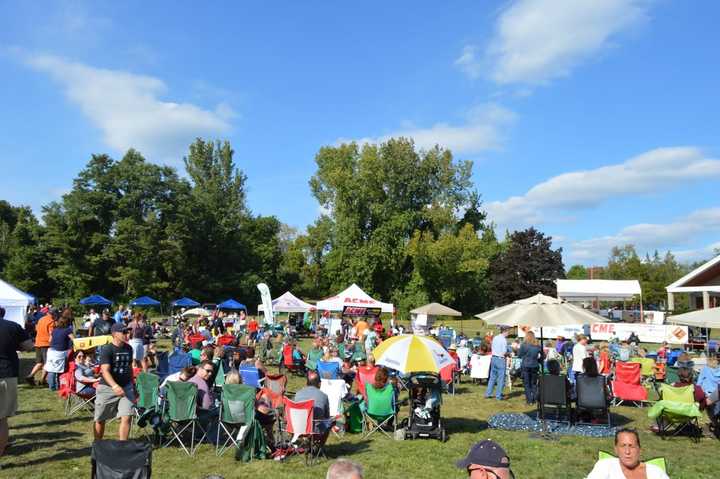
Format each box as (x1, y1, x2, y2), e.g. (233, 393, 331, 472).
(444, 417, 488, 434)
(2, 445, 92, 470)
(11, 416, 88, 430)
(16, 408, 51, 414)
(325, 439, 372, 457)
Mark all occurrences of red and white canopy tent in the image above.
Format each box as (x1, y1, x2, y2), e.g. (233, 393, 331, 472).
(316, 283, 394, 314)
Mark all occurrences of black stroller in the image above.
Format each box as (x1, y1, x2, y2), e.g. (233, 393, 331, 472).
(405, 372, 447, 441)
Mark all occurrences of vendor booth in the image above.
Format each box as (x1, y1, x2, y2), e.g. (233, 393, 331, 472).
(316, 283, 393, 313)
(0, 278, 34, 327)
(257, 291, 314, 313)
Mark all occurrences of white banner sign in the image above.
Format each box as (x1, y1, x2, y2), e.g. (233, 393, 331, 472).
(518, 322, 689, 345)
(257, 283, 274, 325)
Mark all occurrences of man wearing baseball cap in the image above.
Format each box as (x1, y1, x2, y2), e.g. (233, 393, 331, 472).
(94, 323, 135, 441)
(456, 439, 514, 479)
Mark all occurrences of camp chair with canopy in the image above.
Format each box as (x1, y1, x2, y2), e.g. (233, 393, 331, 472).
(317, 360, 341, 380)
(161, 381, 206, 456)
(282, 397, 327, 465)
(91, 439, 152, 479)
(363, 383, 397, 439)
(58, 360, 96, 416)
(537, 374, 573, 425)
(575, 374, 611, 425)
(611, 361, 648, 406)
(133, 372, 160, 443)
(648, 384, 702, 442)
(216, 383, 256, 457)
(597, 451, 667, 473)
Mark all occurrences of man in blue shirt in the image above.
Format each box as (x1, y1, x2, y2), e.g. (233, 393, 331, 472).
(485, 327, 510, 400)
(113, 305, 127, 324)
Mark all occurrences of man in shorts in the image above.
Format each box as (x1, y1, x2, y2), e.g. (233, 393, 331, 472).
(94, 323, 135, 441)
(0, 306, 35, 458)
(25, 309, 56, 386)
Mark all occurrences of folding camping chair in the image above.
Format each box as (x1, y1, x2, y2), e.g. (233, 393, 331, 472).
(133, 372, 160, 443)
(91, 439, 152, 479)
(630, 357, 657, 387)
(648, 384, 702, 442)
(321, 378, 349, 438)
(281, 343, 306, 376)
(355, 366, 378, 401)
(162, 381, 207, 456)
(439, 363, 459, 395)
(575, 375, 611, 425)
(664, 366, 680, 385)
(282, 397, 327, 465)
(317, 361, 341, 380)
(216, 383, 256, 456)
(456, 346, 471, 379)
(239, 366, 264, 389)
(611, 361, 648, 407)
(306, 349, 323, 371)
(597, 451, 667, 473)
(154, 351, 169, 383)
(363, 383, 397, 439)
(537, 374, 573, 425)
(168, 349, 192, 375)
(59, 361, 96, 417)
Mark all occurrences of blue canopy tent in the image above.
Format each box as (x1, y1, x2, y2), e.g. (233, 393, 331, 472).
(129, 296, 162, 307)
(171, 297, 200, 308)
(79, 294, 113, 306)
(217, 299, 246, 310)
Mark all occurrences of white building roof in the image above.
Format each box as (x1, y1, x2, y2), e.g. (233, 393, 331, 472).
(666, 254, 720, 293)
(556, 279, 642, 301)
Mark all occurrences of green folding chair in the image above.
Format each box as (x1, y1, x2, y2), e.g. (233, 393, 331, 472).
(162, 381, 206, 455)
(648, 384, 702, 442)
(598, 451, 667, 472)
(133, 372, 160, 442)
(363, 384, 396, 439)
(306, 349, 323, 371)
(216, 383, 256, 457)
(214, 361, 225, 388)
(664, 366, 680, 385)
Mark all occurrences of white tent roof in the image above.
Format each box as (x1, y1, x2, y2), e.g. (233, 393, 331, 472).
(316, 283, 394, 313)
(258, 291, 315, 313)
(0, 278, 33, 307)
(668, 307, 720, 329)
(556, 279, 641, 301)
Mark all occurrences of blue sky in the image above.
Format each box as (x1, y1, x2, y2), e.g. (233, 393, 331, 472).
(1, 0, 719, 266)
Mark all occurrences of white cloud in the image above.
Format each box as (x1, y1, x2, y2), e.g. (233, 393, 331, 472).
(486, 147, 720, 230)
(568, 208, 720, 263)
(467, 0, 651, 85)
(23, 53, 233, 161)
(341, 104, 516, 155)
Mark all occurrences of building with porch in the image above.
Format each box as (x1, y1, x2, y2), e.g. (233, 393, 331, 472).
(666, 254, 720, 311)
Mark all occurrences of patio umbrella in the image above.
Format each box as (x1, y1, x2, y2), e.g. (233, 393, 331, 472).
(475, 293, 605, 439)
(372, 334, 455, 374)
(182, 307, 211, 317)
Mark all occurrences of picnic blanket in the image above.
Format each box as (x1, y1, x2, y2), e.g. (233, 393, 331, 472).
(488, 412, 616, 438)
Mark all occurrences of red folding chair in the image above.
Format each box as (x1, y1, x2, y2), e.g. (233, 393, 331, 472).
(611, 361, 648, 406)
(282, 397, 326, 465)
(281, 344, 305, 376)
(440, 363, 458, 395)
(217, 334, 235, 346)
(186, 333, 205, 346)
(59, 361, 96, 416)
(355, 366, 378, 401)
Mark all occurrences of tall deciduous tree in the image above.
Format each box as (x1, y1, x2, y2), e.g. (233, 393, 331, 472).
(488, 227, 565, 306)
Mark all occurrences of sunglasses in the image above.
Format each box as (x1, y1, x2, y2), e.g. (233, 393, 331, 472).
(203, 368, 214, 373)
(468, 467, 501, 479)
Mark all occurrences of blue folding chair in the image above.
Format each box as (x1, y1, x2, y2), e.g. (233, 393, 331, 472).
(168, 350, 192, 375)
(239, 366, 264, 388)
(317, 361, 340, 380)
(155, 351, 170, 382)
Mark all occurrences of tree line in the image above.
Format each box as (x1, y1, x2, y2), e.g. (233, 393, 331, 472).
(2, 137, 698, 317)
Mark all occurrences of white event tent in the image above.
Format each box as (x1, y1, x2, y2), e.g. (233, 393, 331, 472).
(0, 278, 34, 327)
(556, 279, 642, 301)
(316, 283, 394, 313)
(257, 291, 315, 313)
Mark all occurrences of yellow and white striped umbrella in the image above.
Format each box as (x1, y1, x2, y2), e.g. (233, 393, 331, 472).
(372, 334, 454, 374)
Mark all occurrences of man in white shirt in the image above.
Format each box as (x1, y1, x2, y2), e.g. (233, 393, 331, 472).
(485, 327, 509, 400)
(586, 428, 669, 479)
(572, 335, 589, 380)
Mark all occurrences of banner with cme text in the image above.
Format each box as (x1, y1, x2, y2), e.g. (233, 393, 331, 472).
(518, 323, 689, 345)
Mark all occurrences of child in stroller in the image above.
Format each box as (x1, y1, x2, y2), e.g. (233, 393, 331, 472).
(406, 372, 447, 441)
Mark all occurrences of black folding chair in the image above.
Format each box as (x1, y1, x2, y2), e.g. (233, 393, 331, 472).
(575, 375, 612, 426)
(537, 374, 573, 425)
(91, 440, 152, 479)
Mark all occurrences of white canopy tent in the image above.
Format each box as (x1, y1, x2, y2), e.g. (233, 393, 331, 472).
(556, 279, 642, 301)
(316, 283, 394, 313)
(258, 291, 315, 313)
(0, 278, 34, 327)
(668, 307, 720, 329)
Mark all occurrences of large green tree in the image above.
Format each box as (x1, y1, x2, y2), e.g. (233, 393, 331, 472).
(488, 227, 565, 306)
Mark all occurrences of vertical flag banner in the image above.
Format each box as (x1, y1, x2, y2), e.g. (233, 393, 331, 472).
(257, 283, 274, 325)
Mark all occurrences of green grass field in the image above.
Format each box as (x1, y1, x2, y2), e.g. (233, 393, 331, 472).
(2, 332, 718, 479)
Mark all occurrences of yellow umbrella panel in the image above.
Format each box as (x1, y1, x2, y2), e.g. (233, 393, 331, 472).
(372, 334, 454, 374)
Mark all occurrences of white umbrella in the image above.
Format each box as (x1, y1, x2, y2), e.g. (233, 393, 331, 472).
(476, 293, 604, 327)
(668, 307, 720, 329)
(182, 307, 211, 317)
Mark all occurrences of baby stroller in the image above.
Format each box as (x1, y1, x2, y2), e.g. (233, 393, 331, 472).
(405, 373, 447, 441)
